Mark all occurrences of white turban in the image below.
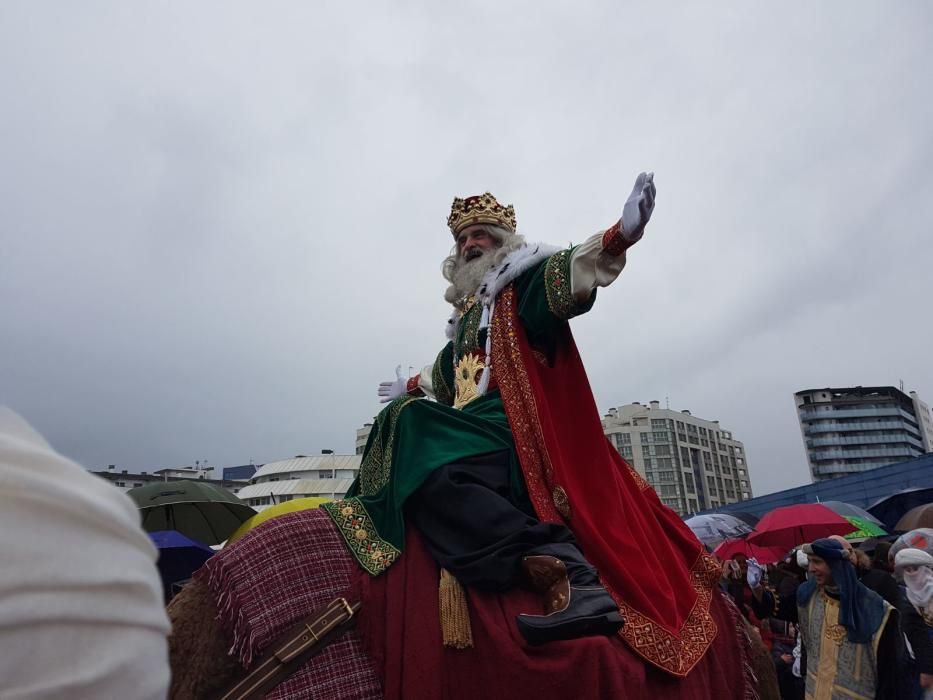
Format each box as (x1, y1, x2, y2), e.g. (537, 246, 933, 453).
(0, 408, 170, 699)
(896, 548, 933, 611)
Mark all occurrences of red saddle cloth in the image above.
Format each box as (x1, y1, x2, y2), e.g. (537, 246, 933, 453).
(354, 523, 754, 700)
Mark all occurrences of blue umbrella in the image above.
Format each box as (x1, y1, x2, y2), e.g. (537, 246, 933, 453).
(149, 530, 215, 601)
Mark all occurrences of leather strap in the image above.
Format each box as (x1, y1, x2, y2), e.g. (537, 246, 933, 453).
(215, 597, 360, 700)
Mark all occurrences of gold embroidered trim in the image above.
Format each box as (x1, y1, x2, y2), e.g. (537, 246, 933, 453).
(544, 248, 587, 321)
(491, 285, 560, 523)
(456, 300, 484, 359)
(432, 345, 454, 406)
(322, 498, 401, 575)
(626, 462, 652, 492)
(552, 486, 571, 519)
(358, 395, 417, 496)
(614, 553, 721, 677)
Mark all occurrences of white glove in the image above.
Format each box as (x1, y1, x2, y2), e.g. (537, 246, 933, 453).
(746, 558, 763, 588)
(377, 365, 407, 403)
(791, 635, 802, 678)
(621, 171, 656, 243)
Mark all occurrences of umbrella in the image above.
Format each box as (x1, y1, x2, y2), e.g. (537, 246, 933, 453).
(129, 481, 256, 545)
(149, 530, 214, 600)
(841, 516, 887, 540)
(729, 512, 760, 528)
(896, 504, 933, 532)
(890, 528, 933, 561)
(748, 504, 856, 549)
(868, 487, 933, 531)
(820, 501, 885, 527)
(820, 501, 888, 539)
(226, 496, 331, 547)
(713, 537, 788, 565)
(685, 513, 753, 547)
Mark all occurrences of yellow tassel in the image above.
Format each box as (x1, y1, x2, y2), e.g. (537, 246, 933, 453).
(439, 568, 473, 649)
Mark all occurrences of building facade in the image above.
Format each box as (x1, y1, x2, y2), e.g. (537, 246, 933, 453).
(92, 464, 240, 493)
(235, 453, 361, 511)
(355, 424, 372, 455)
(795, 386, 933, 481)
(601, 401, 753, 515)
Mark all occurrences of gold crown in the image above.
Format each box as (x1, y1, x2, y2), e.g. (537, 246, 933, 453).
(447, 192, 516, 237)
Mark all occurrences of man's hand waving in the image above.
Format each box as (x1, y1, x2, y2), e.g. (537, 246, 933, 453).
(621, 171, 656, 244)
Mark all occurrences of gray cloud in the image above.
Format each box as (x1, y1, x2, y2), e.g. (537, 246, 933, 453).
(2, 1, 931, 496)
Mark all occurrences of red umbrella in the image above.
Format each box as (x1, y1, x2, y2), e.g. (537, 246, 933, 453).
(713, 537, 788, 565)
(748, 504, 856, 549)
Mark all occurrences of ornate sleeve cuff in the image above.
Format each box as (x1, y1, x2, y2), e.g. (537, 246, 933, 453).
(406, 375, 424, 397)
(601, 220, 636, 257)
(545, 248, 593, 321)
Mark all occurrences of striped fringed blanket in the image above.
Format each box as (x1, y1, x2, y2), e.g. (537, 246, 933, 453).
(195, 509, 382, 700)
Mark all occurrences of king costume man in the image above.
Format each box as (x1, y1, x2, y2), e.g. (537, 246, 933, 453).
(323, 173, 725, 676)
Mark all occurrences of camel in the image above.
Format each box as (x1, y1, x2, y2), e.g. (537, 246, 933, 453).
(166, 508, 778, 700)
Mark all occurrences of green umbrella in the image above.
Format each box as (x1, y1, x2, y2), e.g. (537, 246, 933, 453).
(843, 515, 887, 540)
(128, 481, 256, 545)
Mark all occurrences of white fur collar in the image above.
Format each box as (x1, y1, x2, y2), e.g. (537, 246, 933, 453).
(445, 241, 561, 340)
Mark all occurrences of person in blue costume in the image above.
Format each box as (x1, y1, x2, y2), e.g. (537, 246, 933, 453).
(796, 538, 907, 699)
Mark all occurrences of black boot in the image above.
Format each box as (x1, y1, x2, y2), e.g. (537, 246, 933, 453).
(516, 543, 624, 645)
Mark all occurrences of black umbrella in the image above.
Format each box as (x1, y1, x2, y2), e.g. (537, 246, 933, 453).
(728, 511, 760, 528)
(867, 487, 933, 531)
(128, 481, 256, 545)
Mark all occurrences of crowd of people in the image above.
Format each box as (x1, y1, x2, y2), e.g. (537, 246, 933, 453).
(719, 536, 933, 699)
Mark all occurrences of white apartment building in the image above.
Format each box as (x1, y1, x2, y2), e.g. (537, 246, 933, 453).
(795, 385, 933, 481)
(601, 401, 753, 515)
(355, 423, 372, 455)
(236, 453, 361, 511)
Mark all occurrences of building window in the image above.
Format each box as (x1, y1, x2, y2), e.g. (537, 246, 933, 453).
(651, 419, 667, 429)
(115, 481, 125, 487)
(318, 470, 334, 479)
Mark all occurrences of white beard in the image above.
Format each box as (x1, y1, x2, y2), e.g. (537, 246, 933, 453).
(445, 250, 498, 305)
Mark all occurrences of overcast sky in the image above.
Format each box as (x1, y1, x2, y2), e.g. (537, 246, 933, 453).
(2, 2, 931, 496)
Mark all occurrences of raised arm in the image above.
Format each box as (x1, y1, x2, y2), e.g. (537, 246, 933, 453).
(569, 171, 655, 302)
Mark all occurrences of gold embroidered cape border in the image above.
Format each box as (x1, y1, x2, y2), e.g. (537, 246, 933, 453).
(322, 498, 401, 576)
(614, 553, 721, 677)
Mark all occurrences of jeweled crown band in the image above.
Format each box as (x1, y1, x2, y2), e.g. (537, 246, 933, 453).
(448, 192, 516, 237)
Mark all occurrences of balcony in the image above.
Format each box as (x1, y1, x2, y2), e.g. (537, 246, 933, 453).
(804, 420, 913, 434)
(809, 446, 918, 461)
(799, 406, 915, 421)
(806, 434, 923, 448)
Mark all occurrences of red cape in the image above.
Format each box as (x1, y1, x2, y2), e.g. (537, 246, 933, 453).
(490, 284, 720, 676)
